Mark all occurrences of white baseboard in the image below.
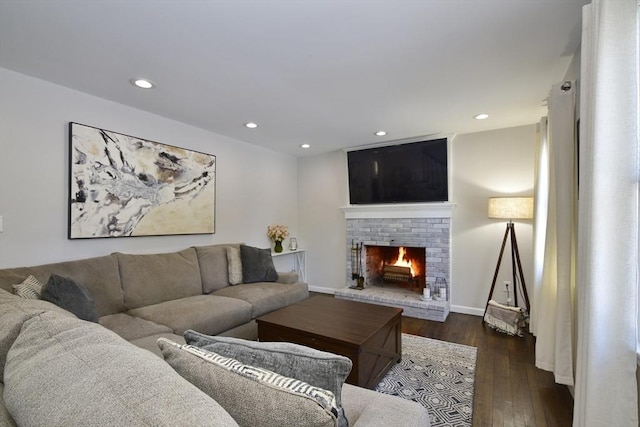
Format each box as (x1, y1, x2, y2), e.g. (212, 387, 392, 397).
(310, 290, 486, 318)
(308, 286, 336, 295)
(450, 305, 485, 317)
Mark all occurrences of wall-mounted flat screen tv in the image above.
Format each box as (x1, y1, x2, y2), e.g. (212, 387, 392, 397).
(347, 138, 448, 204)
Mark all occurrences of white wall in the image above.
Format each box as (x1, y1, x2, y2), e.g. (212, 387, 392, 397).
(451, 125, 535, 314)
(298, 124, 536, 314)
(297, 150, 349, 291)
(0, 68, 298, 268)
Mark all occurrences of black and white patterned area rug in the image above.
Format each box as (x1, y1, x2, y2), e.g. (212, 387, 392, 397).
(375, 334, 477, 427)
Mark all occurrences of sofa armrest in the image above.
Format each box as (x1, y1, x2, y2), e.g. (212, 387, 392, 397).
(4, 311, 240, 426)
(341, 383, 430, 426)
(276, 272, 299, 284)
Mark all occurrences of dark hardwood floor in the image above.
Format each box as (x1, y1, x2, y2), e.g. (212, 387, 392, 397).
(311, 292, 573, 426)
(402, 313, 574, 427)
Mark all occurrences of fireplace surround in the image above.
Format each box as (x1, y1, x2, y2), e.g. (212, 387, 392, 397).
(337, 203, 454, 321)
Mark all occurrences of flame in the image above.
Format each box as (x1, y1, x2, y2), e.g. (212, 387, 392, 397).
(393, 247, 416, 276)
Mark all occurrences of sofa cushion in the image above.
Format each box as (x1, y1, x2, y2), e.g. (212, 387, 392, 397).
(194, 244, 234, 293)
(0, 255, 124, 316)
(11, 275, 44, 299)
(184, 331, 352, 427)
(158, 339, 339, 427)
(0, 384, 17, 427)
(116, 248, 203, 309)
(41, 274, 99, 322)
(127, 294, 252, 336)
(4, 311, 240, 427)
(226, 246, 243, 285)
(216, 320, 259, 341)
(212, 282, 309, 318)
(0, 289, 73, 380)
(276, 271, 300, 285)
(99, 312, 173, 341)
(239, 245, 278, 283)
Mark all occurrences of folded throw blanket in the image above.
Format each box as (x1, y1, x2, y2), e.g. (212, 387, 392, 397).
(484, 300, 525, 336)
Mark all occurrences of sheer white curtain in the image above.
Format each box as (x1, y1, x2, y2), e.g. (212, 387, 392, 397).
(574, 1, 639, 426)
(531, 83, 577, 386)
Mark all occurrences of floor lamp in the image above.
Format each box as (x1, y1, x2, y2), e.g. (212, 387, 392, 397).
(483, 197, 533, 320)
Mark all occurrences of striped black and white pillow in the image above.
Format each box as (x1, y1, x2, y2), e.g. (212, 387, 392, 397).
(158, 338, 340, 427)
(184, 342, 338, 415)
(183, 331, 351, 427)
(12, 275, 44, 299)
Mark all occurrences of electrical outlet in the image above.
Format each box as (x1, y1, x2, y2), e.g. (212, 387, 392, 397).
(503, 281, 512, 306)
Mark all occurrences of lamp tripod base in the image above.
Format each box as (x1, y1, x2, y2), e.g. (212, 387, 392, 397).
(483, 221, 531, 325)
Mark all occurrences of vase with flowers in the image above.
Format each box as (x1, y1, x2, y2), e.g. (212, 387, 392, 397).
(267, 224, 289, 253)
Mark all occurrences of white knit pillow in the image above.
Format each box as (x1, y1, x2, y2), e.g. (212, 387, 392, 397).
(12, 275, 44, 299)
(226, 246, 243, 285)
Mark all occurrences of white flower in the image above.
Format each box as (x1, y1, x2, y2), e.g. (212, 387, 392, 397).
(267, 224, 289, 241)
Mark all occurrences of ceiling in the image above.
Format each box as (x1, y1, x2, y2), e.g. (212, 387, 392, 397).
(0, 0, 588, 157)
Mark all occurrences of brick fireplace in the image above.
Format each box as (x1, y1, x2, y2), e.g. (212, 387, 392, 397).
(336, 203, 454, 321)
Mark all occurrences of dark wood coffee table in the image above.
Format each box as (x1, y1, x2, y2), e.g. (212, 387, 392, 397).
(256, 295, 402, 389)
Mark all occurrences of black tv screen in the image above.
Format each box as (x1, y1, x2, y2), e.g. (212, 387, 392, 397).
(347, 138, 448, 204)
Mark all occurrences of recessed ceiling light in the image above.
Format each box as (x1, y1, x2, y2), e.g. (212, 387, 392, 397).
(300, 144, 311, 149)
(474, 113, 489, 120)
(130, 78, 155, 89)
(244, 122, 258, 129)
(375, 131, 387, 136)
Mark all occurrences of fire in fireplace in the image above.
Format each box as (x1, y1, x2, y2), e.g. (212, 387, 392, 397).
(365, 245, 426, 292)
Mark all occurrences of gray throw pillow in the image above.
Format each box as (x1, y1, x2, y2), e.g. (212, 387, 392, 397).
(158, 339, 339, 427)
(239, 244, 278, 283)
(184, 330, 352, 427)
(41, 274, 99, 322)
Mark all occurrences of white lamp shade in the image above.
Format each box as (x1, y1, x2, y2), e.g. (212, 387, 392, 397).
(488, 197, 534, 220)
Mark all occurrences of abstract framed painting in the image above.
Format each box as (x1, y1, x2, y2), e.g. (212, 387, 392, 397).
(69, 122, 216, 239)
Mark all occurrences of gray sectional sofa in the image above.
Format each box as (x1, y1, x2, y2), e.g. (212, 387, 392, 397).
(0, 244, 430, 426)
(0, 244, 308, 355)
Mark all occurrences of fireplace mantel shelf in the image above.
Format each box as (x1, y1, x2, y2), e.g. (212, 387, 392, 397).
(341, 202, 456, 219)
